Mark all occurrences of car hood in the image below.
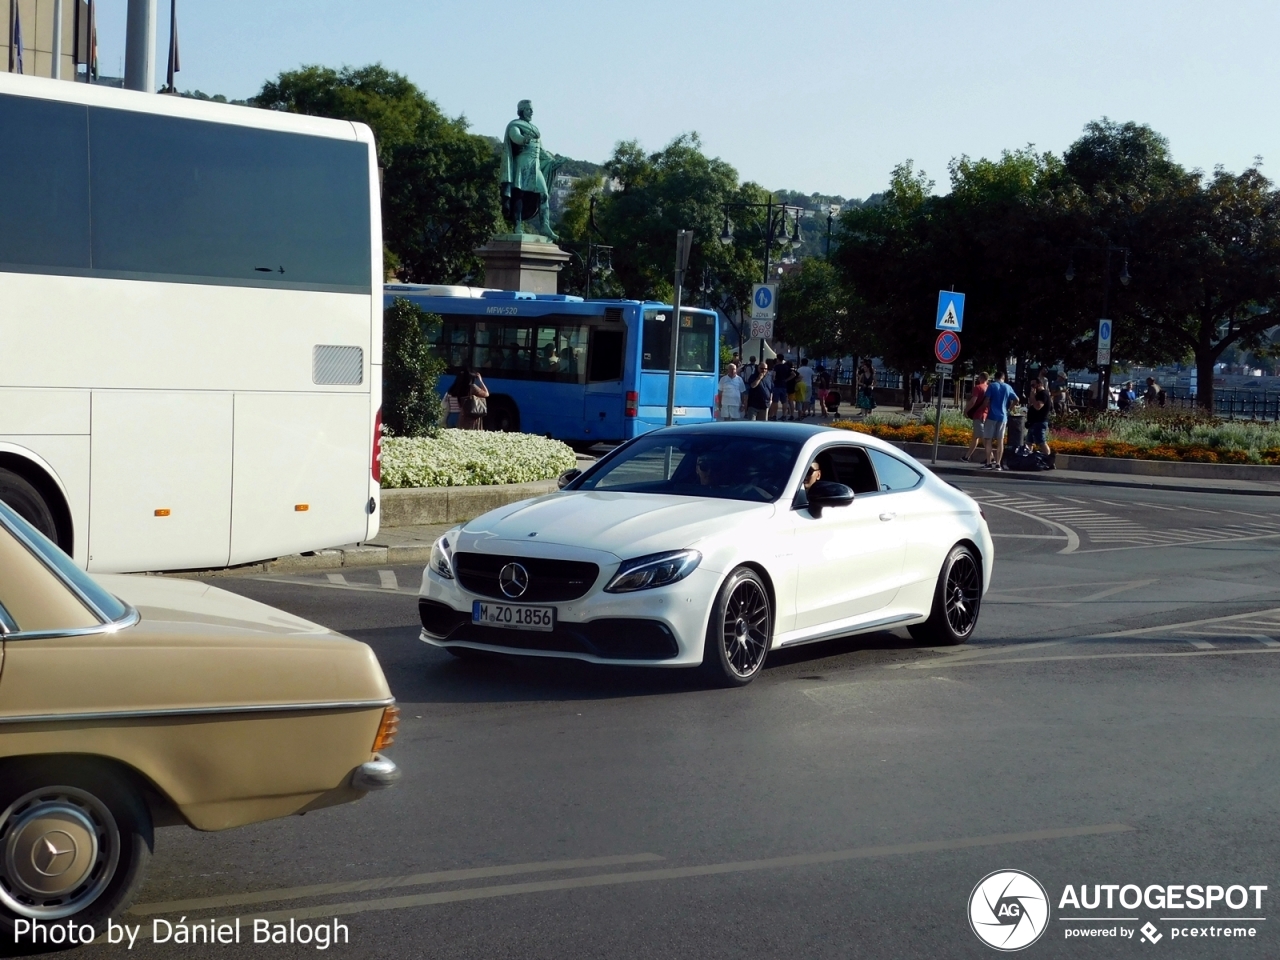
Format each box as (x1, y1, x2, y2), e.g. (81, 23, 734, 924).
(459, 490, 775, 560)
(97, 574, 336, 638)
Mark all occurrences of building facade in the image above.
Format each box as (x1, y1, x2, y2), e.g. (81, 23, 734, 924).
(4, 0, 80, 81)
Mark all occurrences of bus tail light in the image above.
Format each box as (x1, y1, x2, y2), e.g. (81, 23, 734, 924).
(372, 407, 382, 483)
(625, 392, 638, 417)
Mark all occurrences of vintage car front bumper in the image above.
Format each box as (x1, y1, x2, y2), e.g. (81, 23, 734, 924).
(351, 755, 401, 791)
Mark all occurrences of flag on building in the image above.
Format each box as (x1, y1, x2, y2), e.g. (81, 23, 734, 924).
(165, 0, 180, 91)
(75, 0, 98, 80)
(10, 3, 23, 74)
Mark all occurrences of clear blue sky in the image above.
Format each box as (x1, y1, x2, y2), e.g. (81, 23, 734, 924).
(95, 0, 1280, 199)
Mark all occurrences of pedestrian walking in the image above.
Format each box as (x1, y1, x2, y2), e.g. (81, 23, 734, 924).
(910, 370, 924, 404)
(962, 372, 989, 463)
(716, 362, 747, 420)
(450, 366, 490, 430)
(981, 371, 1015, 469)
(1143, 376, 1165, 408)
(797, 358, 816, 419)
(856, 360, 877, 415)
(771, 356, 795, 420)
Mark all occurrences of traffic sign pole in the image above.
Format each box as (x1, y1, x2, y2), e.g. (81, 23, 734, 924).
(931, 333, 960, 464)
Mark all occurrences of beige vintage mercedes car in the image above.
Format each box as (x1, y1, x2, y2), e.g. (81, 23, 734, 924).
(0, 498, 400, 935)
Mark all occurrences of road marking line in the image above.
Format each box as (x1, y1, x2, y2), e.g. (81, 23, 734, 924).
(911, 647, 1280, 669)
(1252, 635, 1280, 647)
(246, 576, 419, 596)
(978, 500, 1079, 554)
(379, 570, 399, 590)
(990, 534, 1069, 540)
(326, 573, 348, 585)
(129, 853, 666, 916)
(1187, 640, 1216, 650)
(1090, 606, 1280, 638)
(1078, 531, 1280, 554)
(129, 825, 1132, 931)
(1131, 501, 1176, 510)
(890, 640, 1069, 667)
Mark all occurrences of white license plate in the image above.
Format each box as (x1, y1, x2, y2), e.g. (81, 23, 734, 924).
(672, 407, 687, 416)
(472, 601, 555, 631)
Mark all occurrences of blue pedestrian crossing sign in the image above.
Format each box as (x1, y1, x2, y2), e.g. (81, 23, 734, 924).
(936, 290, 965, 331)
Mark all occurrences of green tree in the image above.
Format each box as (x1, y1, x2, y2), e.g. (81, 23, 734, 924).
(1135, 166, 1280, 412)
(383, 298, 445, 436)
(558, 135, 766, 315)
(253, 64, 500, 284)
(776, 258, 854, 358)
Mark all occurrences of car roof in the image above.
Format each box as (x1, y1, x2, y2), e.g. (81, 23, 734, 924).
(655, 422, 842, 442)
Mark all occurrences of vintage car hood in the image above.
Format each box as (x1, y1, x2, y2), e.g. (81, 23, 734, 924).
(0, 575, 391, 720)
(97, 574, 335, 638)
(458, 491, 774, 559)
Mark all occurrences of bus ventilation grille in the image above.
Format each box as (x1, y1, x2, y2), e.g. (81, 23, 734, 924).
(605, 307, 624, 321)
(313, 345, 364, 385)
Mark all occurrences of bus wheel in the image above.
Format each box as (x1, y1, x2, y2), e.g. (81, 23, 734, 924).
(0, 468, 59, 545)
(487, 398, 520, 433)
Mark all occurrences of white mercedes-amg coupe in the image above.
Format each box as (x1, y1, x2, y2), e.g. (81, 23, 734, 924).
(418, 423, 993, 686)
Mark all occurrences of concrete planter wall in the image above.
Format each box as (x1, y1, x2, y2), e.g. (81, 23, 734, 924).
(893, 440, 1280, 482)
(380, 479, 559, 526)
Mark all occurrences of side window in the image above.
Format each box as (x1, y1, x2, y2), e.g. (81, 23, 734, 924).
(821, 446, 879, 495)
(588, 328, 625, 382)
(867, 449, 923, 492)
(0, 95, 91, 271)
(87, 107, 371, 291)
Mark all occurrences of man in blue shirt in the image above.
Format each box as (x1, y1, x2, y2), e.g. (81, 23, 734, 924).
(982, 371, 1016, 470)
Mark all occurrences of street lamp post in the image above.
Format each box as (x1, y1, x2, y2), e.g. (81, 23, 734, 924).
(1065, 244, 1130, 410)
(718, 195, 804, 285)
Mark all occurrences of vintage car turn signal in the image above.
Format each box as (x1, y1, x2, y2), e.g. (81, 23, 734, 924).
(154, 509, 171, 517)
(372, 705, 400, 752)
(295, 503, 309, 512)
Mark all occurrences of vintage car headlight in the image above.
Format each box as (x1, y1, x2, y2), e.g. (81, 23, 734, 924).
(429, 536, 455, 580)
(605, 549, 701, 593)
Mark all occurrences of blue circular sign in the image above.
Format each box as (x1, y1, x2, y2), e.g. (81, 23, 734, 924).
(1099, 321, 1112, 341)
(754, 286, 773, 309)
(935, 331, 960, 363)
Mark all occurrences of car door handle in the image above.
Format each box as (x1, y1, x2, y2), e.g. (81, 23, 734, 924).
(879, 512, 896, 521)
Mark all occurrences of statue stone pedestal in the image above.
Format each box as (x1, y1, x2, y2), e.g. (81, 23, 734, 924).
(476, 235, 571, 294)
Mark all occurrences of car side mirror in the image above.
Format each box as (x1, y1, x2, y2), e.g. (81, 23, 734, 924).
(557, 468, 582, 490)
(807, 480, 855, 517)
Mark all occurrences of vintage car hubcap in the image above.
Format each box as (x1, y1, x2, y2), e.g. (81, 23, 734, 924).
(0, 788, 118, 918)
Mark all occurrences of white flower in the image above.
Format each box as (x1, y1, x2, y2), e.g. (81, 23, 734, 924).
(381, 431, 578, 488)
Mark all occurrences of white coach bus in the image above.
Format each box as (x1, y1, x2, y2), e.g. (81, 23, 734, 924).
(0, 74, 382, 573)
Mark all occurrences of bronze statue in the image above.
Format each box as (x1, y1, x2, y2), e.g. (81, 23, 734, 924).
(499, 100, 564, 240)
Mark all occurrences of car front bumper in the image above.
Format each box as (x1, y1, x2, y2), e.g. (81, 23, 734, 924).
(418, 565, 723, 667)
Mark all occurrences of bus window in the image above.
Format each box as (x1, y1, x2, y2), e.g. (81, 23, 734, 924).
(588, 329, 625, 382)
(642, 309, 716, 372)
(0, 95, 91, 271)
(87, 107, 371, 292)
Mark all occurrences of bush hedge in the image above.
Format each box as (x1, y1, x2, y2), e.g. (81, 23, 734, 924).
(381, 430, 577, 488)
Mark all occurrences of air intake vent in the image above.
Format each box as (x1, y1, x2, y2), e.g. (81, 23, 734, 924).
(313, 345, 364, 385)
(605, 307, 624, 321)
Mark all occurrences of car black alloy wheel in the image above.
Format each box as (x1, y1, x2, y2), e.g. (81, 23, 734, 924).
(908, 544, 982, 646)
(702, 567, 772, 687)
(0, 761, 152, 936)
(943, 549, 982, 637)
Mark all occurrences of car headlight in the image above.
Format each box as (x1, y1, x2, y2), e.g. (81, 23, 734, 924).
(429, 536, 455, 580)
(604, 550, 701, 593)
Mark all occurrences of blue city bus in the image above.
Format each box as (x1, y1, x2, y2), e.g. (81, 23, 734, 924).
(384, 285, 720, 443)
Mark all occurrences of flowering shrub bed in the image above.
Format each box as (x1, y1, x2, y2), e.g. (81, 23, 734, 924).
(833, 410, 1280, 465)
(381, 431, 577, 488)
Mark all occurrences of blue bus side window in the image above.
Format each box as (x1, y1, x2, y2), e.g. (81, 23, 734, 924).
(588, 329, 625, 382)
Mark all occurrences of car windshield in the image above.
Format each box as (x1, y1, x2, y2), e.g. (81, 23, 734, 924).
(575, 434, 801, 502)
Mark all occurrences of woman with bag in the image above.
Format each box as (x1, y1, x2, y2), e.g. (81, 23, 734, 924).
(449, 366, 490, 430)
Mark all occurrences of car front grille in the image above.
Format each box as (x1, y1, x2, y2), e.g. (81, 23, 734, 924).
(454, 553, 600, 602)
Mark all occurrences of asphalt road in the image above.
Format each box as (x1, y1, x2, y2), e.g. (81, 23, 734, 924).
(59, 478, 1280, 959)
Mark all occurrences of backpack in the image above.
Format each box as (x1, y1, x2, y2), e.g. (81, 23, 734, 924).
(1003, 445, 1055, 471)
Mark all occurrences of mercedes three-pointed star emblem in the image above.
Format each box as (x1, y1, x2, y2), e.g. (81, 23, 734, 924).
(31, 831, 77, 877)
(498, 562, 530, 599)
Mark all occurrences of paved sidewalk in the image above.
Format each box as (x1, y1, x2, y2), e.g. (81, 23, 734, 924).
(924, 457, 1280, 496)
